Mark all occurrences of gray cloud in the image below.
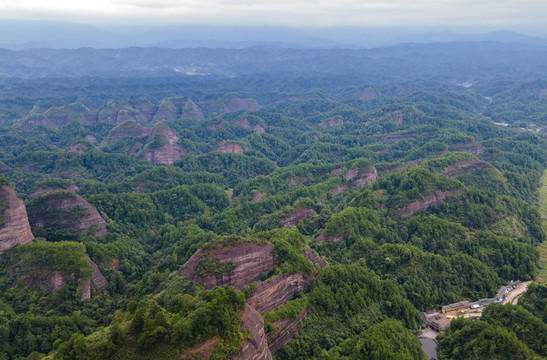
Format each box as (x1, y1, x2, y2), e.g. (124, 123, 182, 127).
(0, 0, 546, 27)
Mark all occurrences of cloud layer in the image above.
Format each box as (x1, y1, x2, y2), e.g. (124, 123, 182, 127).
(1, 0, 546, 27)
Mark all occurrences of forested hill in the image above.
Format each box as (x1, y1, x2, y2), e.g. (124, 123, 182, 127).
(0, 41, 547, 360)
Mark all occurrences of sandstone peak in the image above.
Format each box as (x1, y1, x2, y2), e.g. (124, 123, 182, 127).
(0, 185, 34, 253)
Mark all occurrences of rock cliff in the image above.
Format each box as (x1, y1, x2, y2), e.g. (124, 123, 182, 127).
(0, 186, 34, 253)
(231, 305, 273, 360)
(281, 209, 316, 228)
(247, 273, 309, 313)
(181, 242, 276, 290)
(84, 254, 109, 292)
(29, 187, 107, 237)
(396, 189, 465, 218)
(267, 308, 308, 354)
(142, 124, 187, 165)
(218, 141, 245, 154)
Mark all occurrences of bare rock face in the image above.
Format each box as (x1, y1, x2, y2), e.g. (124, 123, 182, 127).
(304, 248, 325, 268)
(218, 141, 244, 154)
(67, 143, 90, 155)
(281, 209, 316, 228)
(331, 185, 348, 196)
(443, 159, 493, 178)
(153, 97, 204, 122)
(181, 243, 276, 290)
(397, 189, 465, 218)
(105, 120, 151, 140)
(30, 187, 107, 237)
(231, 305, 273, 360)
(235, 118, 265, 133)
(181, 336, 221, 360)
(392, 160, 420, 172)
(345, 168, 359, 180)
(253, 192, 263, 202)
(320, 116, 344, 129)
(25, 270, 66, 292)
(84, 135, 97, 144)
(19, 103, 97, 130)
(267, 309, 308, 354)
(224, 97, 262, 112)
(315, 233, 345, 244)
(330, 168, 342, 175)
(247, 274, 309, 313)
(182, 99, 205, 120)
(448, 140, 485, 155)
(393, 110, 404, 124)
(353, 87, 379, 101)
(355, 166, 378, 187)
(0, 186, 34, 253)
(99, 99, 157, 124)
(142, 125, 188, 165)
(80, 278, 91, 301)
(84, 254, 108, 292)
(206, 121, 225, 131)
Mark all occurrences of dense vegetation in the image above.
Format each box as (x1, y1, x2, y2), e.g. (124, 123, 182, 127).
(0, 41, 547, 360)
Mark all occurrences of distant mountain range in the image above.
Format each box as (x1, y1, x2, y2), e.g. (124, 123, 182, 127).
(0, 20, 546, 49)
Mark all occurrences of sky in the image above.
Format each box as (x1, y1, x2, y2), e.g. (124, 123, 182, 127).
(1, 0, 547, 28)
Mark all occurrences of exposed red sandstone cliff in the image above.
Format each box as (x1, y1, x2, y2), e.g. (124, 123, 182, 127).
(396, 189, 465, 218)
(142, 125, 188, 165)
(448, 140, 485, 155)
(353, 87, 379, 100)
(0, 186, 34, 253)
(181, 336, 221, 360)
(84, 254, 109, 292)
(355, 166, 378, 187)
(443, 159, 494, 178)
(235, 118, 265, 133)
(281, 209, 316, 228)
(315, 233, 345, 243)
(393, 110, 403, 124)
(231, 305, 273, 360)
(218, 141, 245, 154)
(180, 243, 276, 290)
(31, 187, 107, 237)
(267, 309, 308, 354)
(247, 274, 309, 313)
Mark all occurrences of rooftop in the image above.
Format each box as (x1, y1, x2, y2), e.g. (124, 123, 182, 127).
(442, 300, 471, 312)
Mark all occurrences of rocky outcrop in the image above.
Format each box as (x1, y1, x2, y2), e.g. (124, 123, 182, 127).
(320, 116, 344, 129)
(153, 97, 204, 122)
(253, 192, 263, 202)
(67, 142, 91, 155)
(315, 233, 345, 243)
(304, 248, 325, 268)
(247, 274, 309, 313)
(142, 125, 187, 165)
(353, 87, 379, 101)
(331, 185, 348, 196)
(0, 186, 34, 253)
(393, 110, 403, 124)
(19, 104, 96, 129)
(392, 160, 420, 172)
(25, 270, 66, 292)
(30, 187, 107, 237)
(218, 141, 244, 154)
(281, 209, 316, 228)
(355, 166, 378, 187)
(181, 243, 276, 290)
(231, 305, 273, 360)
(80, 278, 91, 301)
(235, 118, 265, 133)
(181, 336, 221, 360)
(105, 120, 151, 140)
(345, 168, 359, 180)
(330, 168, 342, 175)
(84, 254, 108, 292)
(443, 159, 494, 178)
(267, 309, 308, 354)
(448, 140, 485, 155)
(99, 99, 157, 124)
(396, 189, 465, 218)
(224, 97, 262, 112)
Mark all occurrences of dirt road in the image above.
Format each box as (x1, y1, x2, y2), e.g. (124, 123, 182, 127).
(502, 281, 532, 305)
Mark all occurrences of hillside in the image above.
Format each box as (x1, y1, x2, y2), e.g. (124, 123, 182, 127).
(0, 42, 546, 360)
